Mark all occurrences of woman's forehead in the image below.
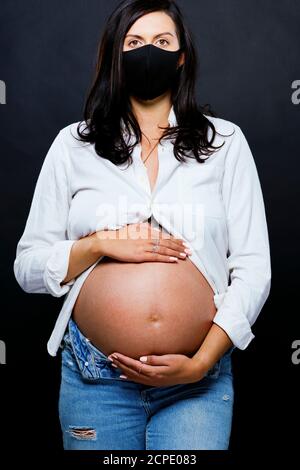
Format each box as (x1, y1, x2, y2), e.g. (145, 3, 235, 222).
(126, 11, 177, 37)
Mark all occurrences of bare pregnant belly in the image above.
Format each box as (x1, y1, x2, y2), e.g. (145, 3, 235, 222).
(72, 256, 217, 359)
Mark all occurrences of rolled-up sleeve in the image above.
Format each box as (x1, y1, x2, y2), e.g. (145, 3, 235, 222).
(13, 130, 77, 297)
(213, 125, 271, 350)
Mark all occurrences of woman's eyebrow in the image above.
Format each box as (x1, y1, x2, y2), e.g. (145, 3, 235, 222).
(125, 32, 175, 40)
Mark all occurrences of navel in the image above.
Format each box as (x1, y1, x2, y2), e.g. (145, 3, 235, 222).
(147, 312, 162, 323)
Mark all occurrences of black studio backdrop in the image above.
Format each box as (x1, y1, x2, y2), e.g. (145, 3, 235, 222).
(0, 0, 299, 465)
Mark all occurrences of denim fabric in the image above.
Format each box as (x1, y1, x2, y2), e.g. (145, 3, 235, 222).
(58, 317, 235, 450)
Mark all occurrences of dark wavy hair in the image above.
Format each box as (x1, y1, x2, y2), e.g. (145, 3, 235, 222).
(76, 0, 227, 166)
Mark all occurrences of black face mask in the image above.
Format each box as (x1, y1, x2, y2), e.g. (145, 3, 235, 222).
(122, 44, 183, 101)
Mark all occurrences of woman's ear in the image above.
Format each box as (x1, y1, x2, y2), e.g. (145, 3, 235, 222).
(178, 51, 185, 68)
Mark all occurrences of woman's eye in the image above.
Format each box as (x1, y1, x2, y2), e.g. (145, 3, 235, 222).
(127, 38, 170, 48)
(128, 40, 140, 48)
(157, 39, 169, 46)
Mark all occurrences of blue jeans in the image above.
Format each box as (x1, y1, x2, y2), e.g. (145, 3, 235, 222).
(58, 317, 235, 450)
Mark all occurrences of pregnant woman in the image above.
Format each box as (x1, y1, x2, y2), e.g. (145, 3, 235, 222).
(13, 0, 271, 450)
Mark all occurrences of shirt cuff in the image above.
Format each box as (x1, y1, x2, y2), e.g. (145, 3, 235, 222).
(43, 240, 76, 297)
(213, 292, 255, 350)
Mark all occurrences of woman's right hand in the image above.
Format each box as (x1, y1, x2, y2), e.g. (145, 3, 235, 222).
(93, 222, 192, 263)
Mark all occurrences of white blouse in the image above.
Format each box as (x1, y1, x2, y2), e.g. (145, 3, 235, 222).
(13, 106, 271, 356)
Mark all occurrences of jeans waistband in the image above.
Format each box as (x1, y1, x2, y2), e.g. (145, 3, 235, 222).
(68, 317, 109, 360)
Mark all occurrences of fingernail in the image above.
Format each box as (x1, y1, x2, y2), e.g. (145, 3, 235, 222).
(184, 249, 192, 255)
(139, 356, 147, 362)
(169, 257, 178, 262)
(120, 375, 127, 379)
(108, 356, 114, 362)
(182, 242, 189, 247)
(112, 354, 118, 360)
(179, 252, 187, 257)
(111, 363, 118, 368)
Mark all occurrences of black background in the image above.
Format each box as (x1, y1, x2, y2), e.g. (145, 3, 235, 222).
(1, 0, 299, 465)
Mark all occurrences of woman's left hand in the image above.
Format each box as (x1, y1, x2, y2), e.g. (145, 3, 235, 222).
(107, 352, 205, 386)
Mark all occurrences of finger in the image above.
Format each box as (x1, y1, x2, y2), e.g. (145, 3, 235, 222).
(139, 354, 172, 366)
(149, 231, 189, 251)
(145, 243, 187, 260)
(111, 355, 168, 377)
(121, 373, 155, 386)
(109, 360, 141, 379)
(149, 229, 181, 244)
(166, 239, 191, 251)
(143, 251, 180, 263)
(152, 237, 184, 250)
(112, 359, 147, 377)
(156, 244, 188, 259)
(108, 353, 145, 372)
(159, 240, 192, 259)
